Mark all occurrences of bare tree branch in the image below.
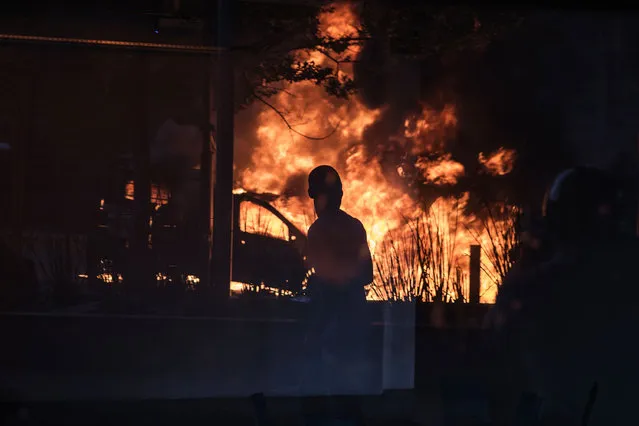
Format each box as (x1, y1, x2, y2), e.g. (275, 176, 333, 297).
(260, 84, 298, 98)
(252, 91, 342, 141)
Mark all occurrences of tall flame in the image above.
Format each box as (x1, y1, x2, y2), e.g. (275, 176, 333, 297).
(236, 3, 515, 302)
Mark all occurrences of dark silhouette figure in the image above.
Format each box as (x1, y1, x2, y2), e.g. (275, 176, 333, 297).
(486, 167, 639, 426)
(306, 166, 373, 290)
(301, 165, 373, 424)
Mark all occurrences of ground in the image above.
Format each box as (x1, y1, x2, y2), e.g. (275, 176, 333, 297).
(8, 389, 460, 426)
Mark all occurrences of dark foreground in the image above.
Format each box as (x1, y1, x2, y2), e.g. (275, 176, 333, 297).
(3, 392, 445, 426)
(4, 383, 493, 426)
(0, 304, 492, 425)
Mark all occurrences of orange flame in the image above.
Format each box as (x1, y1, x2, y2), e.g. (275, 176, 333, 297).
(318, 3, 360, 41)
(479, 147, 517, 176)
(415, 154, 465, 185)
(236, 3, 515, 302)
(403, 105, 457, 154)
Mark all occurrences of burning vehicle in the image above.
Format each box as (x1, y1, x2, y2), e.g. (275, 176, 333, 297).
(232, 190, 308, 295)
(90, 156, 309, 296)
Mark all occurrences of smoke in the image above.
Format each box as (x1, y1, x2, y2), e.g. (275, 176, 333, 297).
(281, 172, 309, 198)
(454, 12, 639, 208)
(354, 44, 473, 210)
(355, 43, 425, 156)
(235, 104, 263, 178)
(235, 8, 639, 220)
(352, 11, 639, 211)
(354, 39, 389, 110)
(355, 12, 580, 208)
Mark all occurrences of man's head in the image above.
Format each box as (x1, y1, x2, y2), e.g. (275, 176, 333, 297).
(308, 165, 343, 216)
(543, 166, 623, 243)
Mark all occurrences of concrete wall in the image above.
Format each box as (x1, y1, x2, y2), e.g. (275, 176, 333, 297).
(0, 303, 422, 401)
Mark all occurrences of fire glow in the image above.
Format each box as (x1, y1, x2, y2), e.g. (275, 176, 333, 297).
(479, 147, 517, 176)
(236, 3, 516, 302)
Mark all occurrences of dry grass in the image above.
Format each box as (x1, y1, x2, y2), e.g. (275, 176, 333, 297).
(372, 200, 519, 303)
(469, 203, 520, 291)
(371, 198, 468, 303)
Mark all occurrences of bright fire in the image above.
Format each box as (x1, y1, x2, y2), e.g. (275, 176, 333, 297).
(415, 154, 465, 185)
(404, 105, 458, 154)
(236, 3, 516, 302)
(479, 147, 517, 176)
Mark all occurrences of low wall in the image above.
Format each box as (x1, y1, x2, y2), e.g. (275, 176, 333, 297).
(0, 302, 492, 401)
(0, 306, 413, 401)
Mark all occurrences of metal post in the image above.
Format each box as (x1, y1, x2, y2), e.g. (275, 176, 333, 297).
(211, 0, 234, 299)
(469, 245, 481, 304)
(199, 20, 214, 289)
(11, 48, 38, 236)
(636, 134, 639, 237)
(132, 52, 152, 291)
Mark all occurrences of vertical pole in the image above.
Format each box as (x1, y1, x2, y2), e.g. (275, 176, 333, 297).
(9, 137, 22, 230)
(211, 0, 234, 300)
(636, 134, 639, 237)
(11, 47, 37, 239)
(199, 20, 214, 289)
(132, 52, 152, 292)
(469, 245, 481, 304)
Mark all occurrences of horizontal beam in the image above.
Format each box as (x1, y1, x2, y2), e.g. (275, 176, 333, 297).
(238, 0, 324, 3)
(0, 33, 223, 54)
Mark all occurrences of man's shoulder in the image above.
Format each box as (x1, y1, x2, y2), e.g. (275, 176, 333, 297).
(497, 257, 560, 304)
(307, 216, 329, 238)
(309, 210, 365, 232)
(337, 210, 366, 231)
(307, 219, 320, 240)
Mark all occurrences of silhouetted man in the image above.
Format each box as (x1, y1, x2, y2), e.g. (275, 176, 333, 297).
(307, 165, 373, 291)
(486, 166, 639, 426)
(302, 165, 373, 422)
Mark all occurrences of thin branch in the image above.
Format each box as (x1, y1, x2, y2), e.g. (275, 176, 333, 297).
(260, 85, 298, 98)
(235, 36, 368, 58)
(314, 47, 341, 65)
(252, 91, 343, 141)
(312, 47, 358, 65)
